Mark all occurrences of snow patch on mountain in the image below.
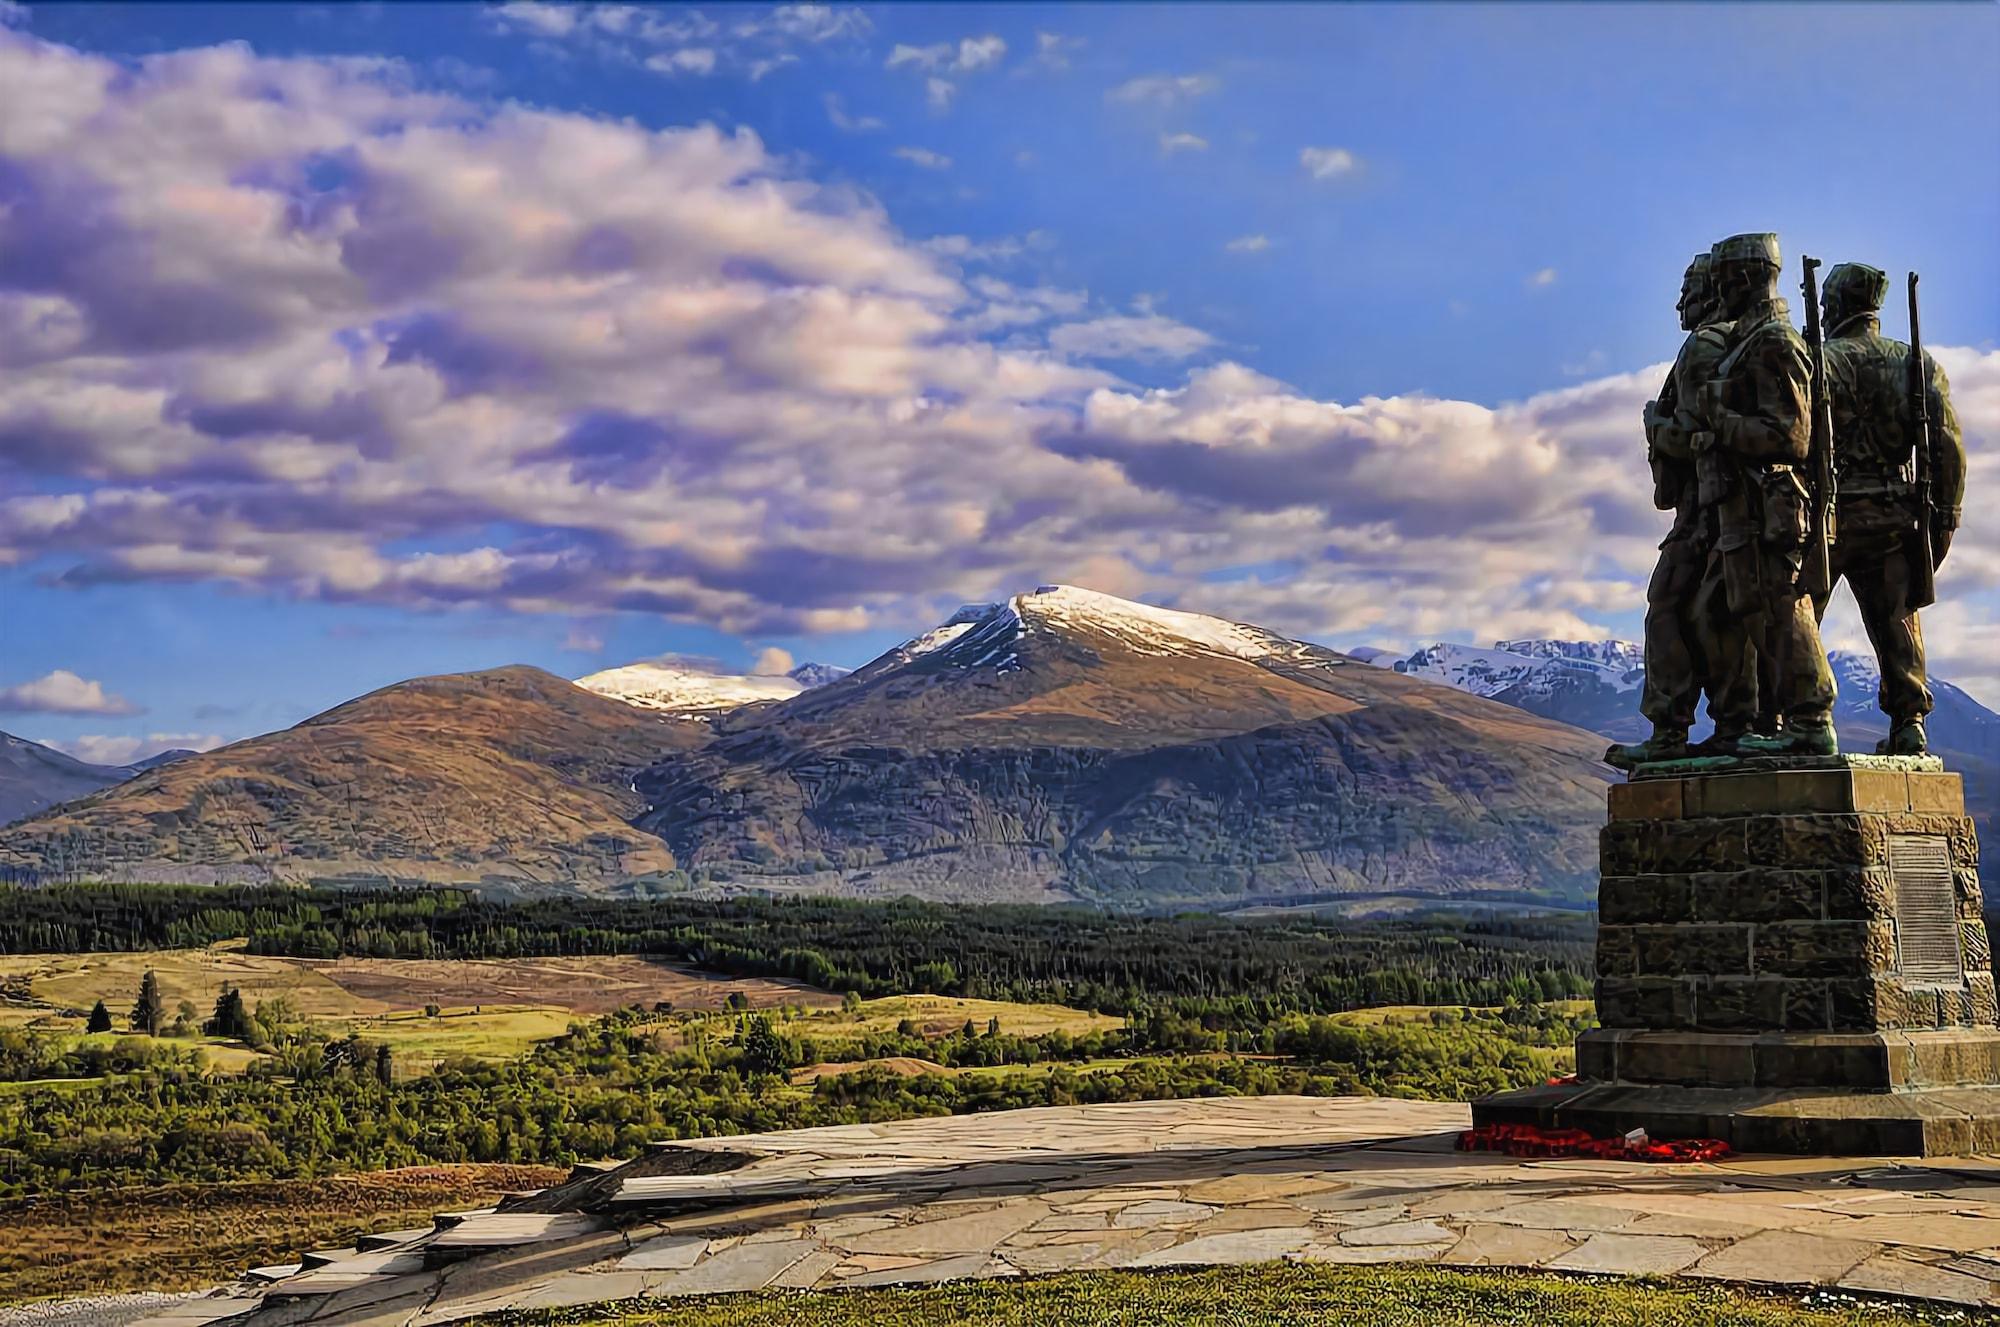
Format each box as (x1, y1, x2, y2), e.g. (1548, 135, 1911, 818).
(1015, 585, 1292, 661)
(575, 663, 804, 716)
(785, 662, 852, 689)
(1369, 639, 1643, 698)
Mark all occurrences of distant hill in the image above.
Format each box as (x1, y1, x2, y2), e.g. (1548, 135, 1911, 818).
(0, 732, 135, 828)
(0, 667, 702, 890)
(633, 586, 1615, 908)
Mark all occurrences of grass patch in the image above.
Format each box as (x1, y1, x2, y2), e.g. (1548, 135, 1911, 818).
(487, 1263, 1963, 1326)
(0, 1163, 566, 1305)
(799, 995, 1124, 1039)
(349, 1005, 580, 1067)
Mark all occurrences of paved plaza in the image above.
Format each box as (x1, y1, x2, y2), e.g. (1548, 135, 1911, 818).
(121, 1095, 2000, 1324)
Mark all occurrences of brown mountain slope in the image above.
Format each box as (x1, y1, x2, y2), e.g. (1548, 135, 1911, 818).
(636, 586, 1615, 908)
(0, 732, 139, 828)
(0, 667, 702, 890)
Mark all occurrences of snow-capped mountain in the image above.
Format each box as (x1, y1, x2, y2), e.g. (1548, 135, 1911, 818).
(1371, 639, 1647, 740)
(575, 659, 849, 718)
(784, 662, 853, 689)
(1366, 638, 2000, 756)
(633, 585, 1613, 907)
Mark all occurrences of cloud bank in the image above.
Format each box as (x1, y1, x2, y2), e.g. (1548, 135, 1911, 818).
(2, 31, 1996, 698)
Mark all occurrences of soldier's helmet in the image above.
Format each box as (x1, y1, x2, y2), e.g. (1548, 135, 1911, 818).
(1711, 232, 1781, 270)
(1824, 262, 1889, 313)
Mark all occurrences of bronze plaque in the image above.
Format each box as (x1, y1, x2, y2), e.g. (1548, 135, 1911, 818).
(1889, 834, 1964, 983)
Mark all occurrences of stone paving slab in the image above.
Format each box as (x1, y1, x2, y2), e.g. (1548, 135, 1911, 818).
(133, 1096, 2000, 1324)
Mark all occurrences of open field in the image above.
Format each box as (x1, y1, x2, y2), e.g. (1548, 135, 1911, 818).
(794, 994, 1124, 1039)
(482, 1265, 1952, 1327)
(0, 1164, 566, 1305)
(0, 949, 835, 1024)
(0, 949, 843, 1070)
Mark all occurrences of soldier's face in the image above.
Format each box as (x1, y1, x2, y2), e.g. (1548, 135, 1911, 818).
(1677, 273, 1707, 330)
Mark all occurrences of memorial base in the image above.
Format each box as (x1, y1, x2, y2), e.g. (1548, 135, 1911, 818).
(1473, 756, 2000, 1156)
(1472, 1078, 2000, 1157)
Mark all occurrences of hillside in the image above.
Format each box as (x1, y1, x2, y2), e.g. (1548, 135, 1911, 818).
(0, 733, 138, 828)
(634, 586, 1615, 908)
(0, 667, 702, 890)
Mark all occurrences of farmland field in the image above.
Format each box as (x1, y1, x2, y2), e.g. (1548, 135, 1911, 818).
(0, 948, 844, 1071)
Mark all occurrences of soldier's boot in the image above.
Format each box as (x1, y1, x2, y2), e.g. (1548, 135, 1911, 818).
(1605, 725, 1689, 771)
(1688, 726, 1748, 759)
(1736, 716, 1839, 758)
(1876, 717, 1928, 756)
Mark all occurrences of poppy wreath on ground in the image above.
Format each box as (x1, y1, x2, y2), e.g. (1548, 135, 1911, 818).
(1456, 1121, 1730, 1163)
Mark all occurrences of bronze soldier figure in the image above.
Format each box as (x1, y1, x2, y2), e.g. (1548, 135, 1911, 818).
(1816, 261, 1965, 753)
(1693, 232, 1837, 757)
(1607, 255, 1734, 768)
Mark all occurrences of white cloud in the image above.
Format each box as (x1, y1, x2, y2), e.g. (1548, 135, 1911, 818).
(1299, 146, 1358, 180)
(750, 645, 795, 676)
(955, 34, 1006, 71)
(925, 76, 955, 111)
(645, 47, 716, 75)
(488, 2, 862, 79)
(1158, 132, 1208, 155)
(1529, 267, 1559, 288)
(1035, 31, 1082, 71)
(894, 146, 952, 170)
(0, 670, 140, 716)
(47, 732, 226, 766)
(824, 92, 883, 132)
(4, 31, 1996, 671)
(887, 34, 1005, 72)
(1224, 234, 1270, 255)
(1050, 313, 1215, 362)
(1107, 72, 1220, 107)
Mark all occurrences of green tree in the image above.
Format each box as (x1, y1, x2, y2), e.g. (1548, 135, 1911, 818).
(86, 1000, 112, 1034)
(206, 988, 254, 1041)
(130, 970, 165, 1037)
(741, 1014, 794, 1075)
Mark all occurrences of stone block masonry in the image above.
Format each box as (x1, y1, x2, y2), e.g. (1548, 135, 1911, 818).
(1474, 756, 2000, 1155)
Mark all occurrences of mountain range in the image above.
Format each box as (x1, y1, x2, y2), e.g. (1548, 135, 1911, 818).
(0, 588, 1612, 906)
(9, 588, 1993, 906)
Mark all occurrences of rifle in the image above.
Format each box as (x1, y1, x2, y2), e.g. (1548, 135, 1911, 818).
(1907, 272, 1938, 610)
(1798, 257, 1837, 600)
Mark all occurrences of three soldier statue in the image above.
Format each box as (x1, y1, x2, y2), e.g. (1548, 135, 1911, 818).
(1608, 232, 1964, 769)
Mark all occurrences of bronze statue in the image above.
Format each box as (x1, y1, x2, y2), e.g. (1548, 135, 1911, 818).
(1815, 262, 1966, 753)
(1609, 255, 1734, 767)
(1612, 233, 1839, 768)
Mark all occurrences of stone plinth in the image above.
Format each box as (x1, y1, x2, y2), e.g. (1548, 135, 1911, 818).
(1474, 756, 2000, 1155)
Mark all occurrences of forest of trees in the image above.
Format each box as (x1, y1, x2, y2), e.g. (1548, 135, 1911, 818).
(0, 1000, 1589, 1194)
(0, 884, 1594, 1016)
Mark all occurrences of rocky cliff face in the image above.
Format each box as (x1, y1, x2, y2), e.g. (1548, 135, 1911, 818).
(634, 587, 1615, 908)
(0, 667, 702, 890)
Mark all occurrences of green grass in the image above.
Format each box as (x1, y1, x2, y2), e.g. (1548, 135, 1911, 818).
(484, 1265, 1966, 1327)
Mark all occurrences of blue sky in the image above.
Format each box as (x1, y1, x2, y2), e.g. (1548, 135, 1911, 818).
(1, 1, 1997, 761)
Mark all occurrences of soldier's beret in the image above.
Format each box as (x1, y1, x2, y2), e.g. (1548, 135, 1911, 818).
(1711, 232, 1781, 268)
(1825, 262, 1890, 311)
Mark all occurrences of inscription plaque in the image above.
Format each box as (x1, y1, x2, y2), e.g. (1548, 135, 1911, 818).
(1890, 833, 1964, 983)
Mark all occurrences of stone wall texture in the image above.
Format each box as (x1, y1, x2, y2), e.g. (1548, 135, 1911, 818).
(1596, 768, 1994, 1040)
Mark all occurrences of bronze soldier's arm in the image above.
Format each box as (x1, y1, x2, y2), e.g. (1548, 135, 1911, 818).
(1716, 332, 1812, 464)
(1931, 355, 1965, 528)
